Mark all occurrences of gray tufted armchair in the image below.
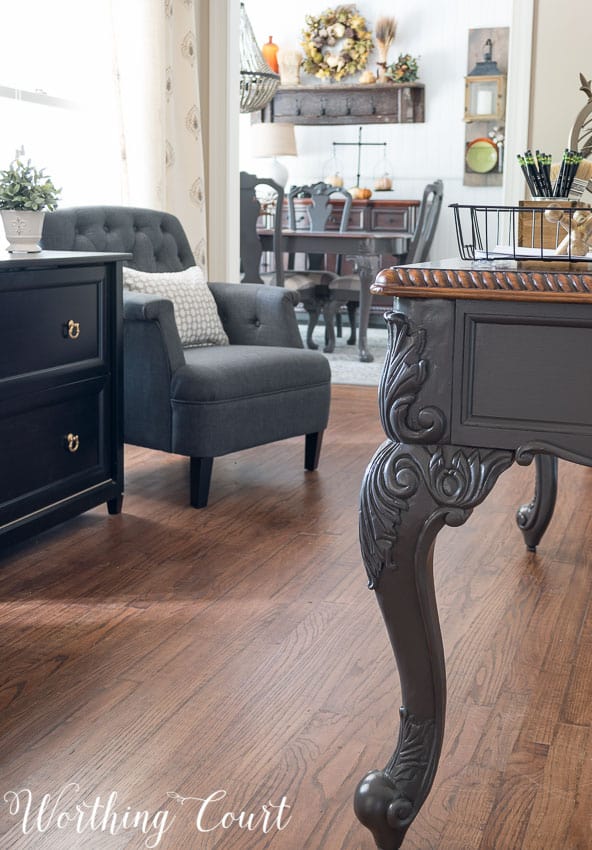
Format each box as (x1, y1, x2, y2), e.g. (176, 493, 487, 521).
(41, 206, 331, 508)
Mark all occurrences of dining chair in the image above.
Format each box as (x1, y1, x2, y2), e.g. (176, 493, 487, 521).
(240, 171, 285, 286)
(283, 181, 353, 351)
(326, 179, 444, 347)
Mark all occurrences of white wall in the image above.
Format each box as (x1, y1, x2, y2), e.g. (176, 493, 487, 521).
(529, 0, 592, 159)
(241, 0, 513, 260)
(205, 0, 240, 281)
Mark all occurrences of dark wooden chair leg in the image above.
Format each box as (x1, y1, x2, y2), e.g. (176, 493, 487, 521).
(190, 457, 214, 508)
(346, 300, 357, 345)
(305, 432, 323, 471)
(336, 309, 343, 338)
(322, 301, 338, 353)
(302, 303, 320, 350)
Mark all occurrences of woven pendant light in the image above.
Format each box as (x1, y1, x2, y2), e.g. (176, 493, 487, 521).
(240, 2, 280, 113)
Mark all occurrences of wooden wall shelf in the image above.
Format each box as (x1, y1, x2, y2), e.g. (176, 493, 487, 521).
(256, 83, 425, 125)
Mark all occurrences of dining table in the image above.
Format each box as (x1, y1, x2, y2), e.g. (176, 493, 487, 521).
(258, 227, 413, 362)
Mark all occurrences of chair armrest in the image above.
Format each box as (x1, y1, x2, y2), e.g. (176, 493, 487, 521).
(122, 291, 185, 451)
(208, 282, 303, 348)
(123, 291, 185, 372)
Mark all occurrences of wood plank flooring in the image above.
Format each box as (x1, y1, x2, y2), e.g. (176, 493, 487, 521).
(1, 384, 592, 849)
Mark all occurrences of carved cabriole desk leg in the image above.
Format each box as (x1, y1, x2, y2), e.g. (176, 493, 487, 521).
(356, 441, 513, 849)
(355, 307, 514, 849)
(516, 454, 558, 552)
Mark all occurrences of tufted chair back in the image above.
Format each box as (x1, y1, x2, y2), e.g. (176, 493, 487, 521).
(41, 206, 196, 273)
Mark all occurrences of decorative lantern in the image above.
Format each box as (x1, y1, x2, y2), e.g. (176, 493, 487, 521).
(373, 150, 394, 191)
(322, 149, 345, 188)
(464, 38, 506, 123)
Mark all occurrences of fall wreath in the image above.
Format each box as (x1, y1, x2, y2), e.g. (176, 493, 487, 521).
(301, 5, 373, 82)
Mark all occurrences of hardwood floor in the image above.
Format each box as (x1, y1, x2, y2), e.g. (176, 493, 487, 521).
(1, 384, 592, 849)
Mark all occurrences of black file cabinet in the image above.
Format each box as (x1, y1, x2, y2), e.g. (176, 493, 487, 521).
(0, 251, 127, 548)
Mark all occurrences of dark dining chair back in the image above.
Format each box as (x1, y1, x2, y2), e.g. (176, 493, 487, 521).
(405, 179, 444, 264)
(325, 179, 444, 351)
(283, 183, 354, 350)
(240, 171, 284, 285)
(287, 181, 352, 236)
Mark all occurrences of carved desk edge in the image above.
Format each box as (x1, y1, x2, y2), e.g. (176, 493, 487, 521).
(372, 259, 592, 303)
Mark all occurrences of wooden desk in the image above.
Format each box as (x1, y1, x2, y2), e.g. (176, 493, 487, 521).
(260, 228, 413, 362)
(355, 258, 592, 849)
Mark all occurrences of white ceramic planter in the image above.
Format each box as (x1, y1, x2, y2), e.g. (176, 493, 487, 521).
(0, 209, 45, 252)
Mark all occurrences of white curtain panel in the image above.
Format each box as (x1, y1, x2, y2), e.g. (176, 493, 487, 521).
(110, 0, 207, 274)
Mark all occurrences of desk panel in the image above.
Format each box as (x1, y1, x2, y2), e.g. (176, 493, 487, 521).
(451, 299, 592, 453)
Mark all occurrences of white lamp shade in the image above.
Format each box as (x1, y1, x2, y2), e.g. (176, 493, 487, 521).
(250, 122, 297, 158)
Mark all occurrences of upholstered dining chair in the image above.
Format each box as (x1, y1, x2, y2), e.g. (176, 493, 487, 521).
(327, 179, 444, 344)
(283, 182, 353, 351)
(240, 171, 284, 286)
(41, 205, 331, 508)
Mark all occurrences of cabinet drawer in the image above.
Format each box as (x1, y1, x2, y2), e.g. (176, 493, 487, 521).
(327, 208, 365, 231)
(0, 380, 111, 523)
(0, 270, 105, 381)
(371, 209, 412, 231)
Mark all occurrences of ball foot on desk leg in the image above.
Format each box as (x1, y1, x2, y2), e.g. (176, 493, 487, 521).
(358, 346, 374, 363)
(354, 709, 437, 850)
(516, 454, 558, 551)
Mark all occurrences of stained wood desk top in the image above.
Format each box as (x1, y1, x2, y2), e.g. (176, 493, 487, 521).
(373, 257, 592, 303)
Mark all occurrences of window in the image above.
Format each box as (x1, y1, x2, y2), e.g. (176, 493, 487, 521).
(0, 1, 123, 205)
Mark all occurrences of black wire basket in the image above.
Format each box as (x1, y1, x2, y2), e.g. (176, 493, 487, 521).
(450, 201, 592, 263)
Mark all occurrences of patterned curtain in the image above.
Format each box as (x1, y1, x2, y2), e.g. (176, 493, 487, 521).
(110, 0, 207, 274)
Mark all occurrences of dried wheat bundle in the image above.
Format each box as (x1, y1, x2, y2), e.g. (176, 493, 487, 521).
(375, 16, 397, 65)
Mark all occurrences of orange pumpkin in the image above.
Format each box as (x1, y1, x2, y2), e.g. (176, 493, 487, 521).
(348, 187, 373, 200)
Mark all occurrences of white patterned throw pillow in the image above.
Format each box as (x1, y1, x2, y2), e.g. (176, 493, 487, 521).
(122, 266, 228, 347)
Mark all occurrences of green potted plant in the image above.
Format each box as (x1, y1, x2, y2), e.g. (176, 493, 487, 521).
(0, 158, 61, 252)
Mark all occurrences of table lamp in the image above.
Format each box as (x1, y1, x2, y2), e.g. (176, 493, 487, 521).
(250, 122, 297, 188)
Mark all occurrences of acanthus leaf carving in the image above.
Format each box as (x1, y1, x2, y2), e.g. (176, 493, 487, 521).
(380, 311, 446, 444)
(360, 443, 514, 588)
(427, 446, 514, 508)
(359, 441, 420, 588)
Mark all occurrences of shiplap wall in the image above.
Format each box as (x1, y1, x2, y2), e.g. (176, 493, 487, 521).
(240, 0, 514, 261)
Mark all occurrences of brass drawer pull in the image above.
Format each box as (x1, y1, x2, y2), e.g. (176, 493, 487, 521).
(65, 320, 80, 339)
(65, 433, 80, 453)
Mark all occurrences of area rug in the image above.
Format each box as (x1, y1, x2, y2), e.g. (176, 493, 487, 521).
(299, 325, 388, 386)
